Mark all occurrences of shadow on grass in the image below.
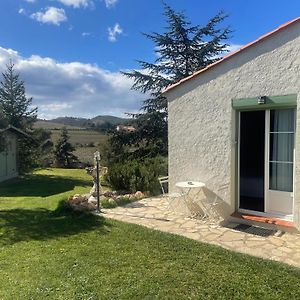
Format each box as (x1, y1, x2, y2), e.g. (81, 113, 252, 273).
(0, 201, 110, 246)
(0, 174, 91, 197)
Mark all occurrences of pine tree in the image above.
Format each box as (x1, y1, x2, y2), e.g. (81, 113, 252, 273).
(113, 3, 231, 159)
(0, 107, 8, 152)
(0, 61, 37, 129)
(0, 106, 8, 129)
(0, 62, 39, 172)
(54, 128, 78, 168)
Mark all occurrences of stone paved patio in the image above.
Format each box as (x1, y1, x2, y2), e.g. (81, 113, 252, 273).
(101, 197, 300, 268)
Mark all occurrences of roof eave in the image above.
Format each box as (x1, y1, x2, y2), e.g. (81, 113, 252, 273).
(163, 16, 300, 94)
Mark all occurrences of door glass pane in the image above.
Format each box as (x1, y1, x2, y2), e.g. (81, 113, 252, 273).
(240, 111, 265, 212)
(269, 162, 293, 192)
(270, 109, 295, 132)
(270, 133, 294, 162)
(269, 108, 295, 192)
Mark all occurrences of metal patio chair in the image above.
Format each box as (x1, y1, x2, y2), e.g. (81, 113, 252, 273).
(202, 182, 229, 222)
(158, 176, 186, 213)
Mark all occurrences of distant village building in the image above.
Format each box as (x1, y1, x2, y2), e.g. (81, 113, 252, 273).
(116, 125, 136, 133)
(0, 125, 29, 182)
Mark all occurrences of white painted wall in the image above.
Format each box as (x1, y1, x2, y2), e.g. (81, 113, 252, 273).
(166, 22, 300, 227)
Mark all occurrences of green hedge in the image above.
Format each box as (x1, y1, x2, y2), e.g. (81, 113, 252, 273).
(107, 156, 168, 195)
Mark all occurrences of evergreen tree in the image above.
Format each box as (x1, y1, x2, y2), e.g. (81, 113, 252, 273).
(0, 107, 8, 152)
(0, 62, 39, 172)
(54, 128, 78, 168)
(0, 106, 8, 129)
(111, 3, 231, 159)
(0, 61, 37, 129)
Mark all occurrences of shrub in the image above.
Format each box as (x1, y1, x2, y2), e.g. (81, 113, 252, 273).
(87, 142, 95, 147)
(107, 156, 167, 195)
(101, 198, 118, 209)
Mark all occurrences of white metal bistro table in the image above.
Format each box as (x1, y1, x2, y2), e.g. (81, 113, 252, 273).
(175, 181, 207, 218)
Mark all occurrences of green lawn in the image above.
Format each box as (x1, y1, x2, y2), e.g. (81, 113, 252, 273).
(0, 169, 300, 299)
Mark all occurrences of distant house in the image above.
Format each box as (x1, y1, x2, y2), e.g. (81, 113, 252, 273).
(0, 125, 29, 182)
(164, 17, 300, 229)
(116, 125, 136, 133)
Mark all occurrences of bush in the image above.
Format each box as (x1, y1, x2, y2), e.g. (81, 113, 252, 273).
(101, 198, 118, 209)
(106, 156, 167, 196)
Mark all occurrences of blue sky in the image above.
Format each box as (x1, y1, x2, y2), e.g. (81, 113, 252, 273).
(0, 0, 299, 118)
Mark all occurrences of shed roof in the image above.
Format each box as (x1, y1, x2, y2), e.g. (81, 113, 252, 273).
(0, 125, 31, 138)
(163, 16, 300, 94)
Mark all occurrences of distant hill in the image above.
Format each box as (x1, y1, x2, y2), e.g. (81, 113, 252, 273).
(91, 115, 129, 126)
(34, 120, 84, 130)
(45, 117, 89, 127)
(36, 115, 130, 129)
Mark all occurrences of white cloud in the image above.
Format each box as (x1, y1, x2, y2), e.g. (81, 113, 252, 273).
(18, 8, 26, 15)
(82, 32, 91, 37)
(31, 7, 67, 26)
(40, 103, 73, 112)
(24, 0, 36, 3)
(0, 46, 144, 119)
(108, 23, 123, 42)
(55, 0, 93, 8)
(104, 0, 118, 8)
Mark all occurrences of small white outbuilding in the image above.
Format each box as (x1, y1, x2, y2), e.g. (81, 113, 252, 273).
(164, 17, 300, 229)
(0, 125, 29, 182)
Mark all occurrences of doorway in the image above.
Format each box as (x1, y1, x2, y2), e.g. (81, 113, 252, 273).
(239, 108, 295, 218)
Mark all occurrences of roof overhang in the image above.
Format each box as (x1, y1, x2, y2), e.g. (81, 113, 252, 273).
(163, 16, 300, 95)
(0, 125, 31, 138)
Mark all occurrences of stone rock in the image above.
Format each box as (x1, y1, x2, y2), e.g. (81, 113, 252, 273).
(129, 195, 136, 200)
(70, 200, 96, 212)
(135, 191, 144, 199)
(87, 202, 96, 210)
(88, 196, 97, 204)
(69, 194, 87, 205)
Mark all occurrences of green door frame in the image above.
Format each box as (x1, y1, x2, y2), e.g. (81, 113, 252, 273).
(232, 94, 297, 216)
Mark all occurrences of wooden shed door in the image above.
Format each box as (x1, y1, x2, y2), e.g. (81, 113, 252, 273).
(6, 136, 17, 176)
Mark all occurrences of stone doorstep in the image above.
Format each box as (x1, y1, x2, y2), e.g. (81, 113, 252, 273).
(230, 212, 299, 234)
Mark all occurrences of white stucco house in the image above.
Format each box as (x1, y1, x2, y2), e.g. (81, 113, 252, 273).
(0, 125, 28, 182)
(164, 17, 300, 229)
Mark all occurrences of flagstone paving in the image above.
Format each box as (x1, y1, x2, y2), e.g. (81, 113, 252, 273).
(101, 197, 300, 268)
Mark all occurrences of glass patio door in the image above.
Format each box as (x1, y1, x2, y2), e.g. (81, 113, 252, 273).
(266, 109, 295, 216)
(239, 108, 295, 218)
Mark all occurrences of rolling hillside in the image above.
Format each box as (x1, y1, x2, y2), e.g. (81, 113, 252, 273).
(34, 116, 117, 165)
(37, 115, 130, 129)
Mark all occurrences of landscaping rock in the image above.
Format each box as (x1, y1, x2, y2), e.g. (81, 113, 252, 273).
(135, 191, 144, 199)
(69, 194, 88, 205)
(88, 196, 97, 204)
(68, 194, 97, 211)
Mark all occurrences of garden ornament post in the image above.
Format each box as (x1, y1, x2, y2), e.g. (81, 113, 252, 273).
(94, 151, 101, 213)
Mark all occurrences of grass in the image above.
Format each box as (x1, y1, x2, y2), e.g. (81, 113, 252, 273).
(45, 127, 109, 164)
(35, 120, 109, 164)
(50, 130, 108, 146)
(1, 169, 300, 299)
(34, 120, 84, 130)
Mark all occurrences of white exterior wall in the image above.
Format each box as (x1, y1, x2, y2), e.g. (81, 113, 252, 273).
(167, 23, 300, 227)
(0, 133, 18, 182)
